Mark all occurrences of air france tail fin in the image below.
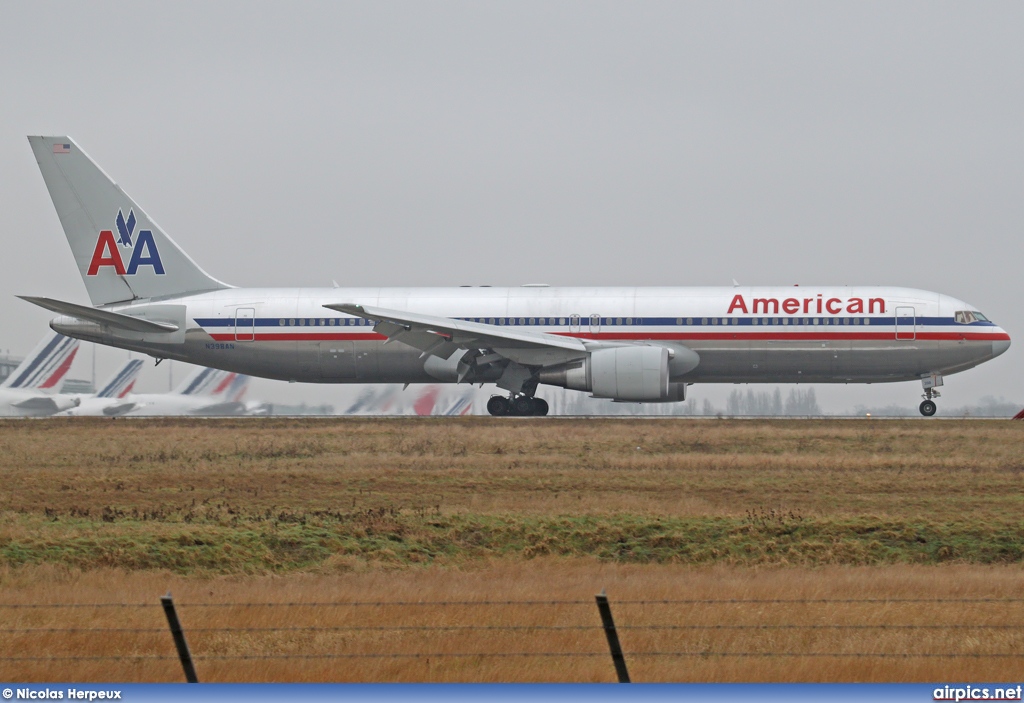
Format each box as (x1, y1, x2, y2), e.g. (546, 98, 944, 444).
(174, 366, 231, 396)
(1, 332, 80, 391)
(27, 136, 229, 306)
(219, 374, 250, 403)
(95, 358, 145, 399)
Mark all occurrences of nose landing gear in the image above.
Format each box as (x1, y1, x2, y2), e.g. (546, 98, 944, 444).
(486, 394, 549, 416)
(919, 374, 942, 417)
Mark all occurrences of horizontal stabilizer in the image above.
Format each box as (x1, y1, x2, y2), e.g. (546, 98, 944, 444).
(18, 296, 179, 333)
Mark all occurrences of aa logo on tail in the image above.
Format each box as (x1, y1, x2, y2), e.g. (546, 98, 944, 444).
(87, 209, 165, 276)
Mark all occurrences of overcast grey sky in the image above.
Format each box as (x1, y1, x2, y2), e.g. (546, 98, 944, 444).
(1, 1, 1021, 411)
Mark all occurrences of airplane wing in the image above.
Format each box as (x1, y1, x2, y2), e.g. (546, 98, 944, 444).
(102, 402, 138, 416)
(11, 395, 79, 413)
(188, 401, 246, 416)
(323, 303, 590, 367)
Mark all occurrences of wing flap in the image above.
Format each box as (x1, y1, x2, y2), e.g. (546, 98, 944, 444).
(324, 303, 588, 365)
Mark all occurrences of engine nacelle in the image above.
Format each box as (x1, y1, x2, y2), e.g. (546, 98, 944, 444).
(539, 346, 675, 402)
(423, 349, 473, 382)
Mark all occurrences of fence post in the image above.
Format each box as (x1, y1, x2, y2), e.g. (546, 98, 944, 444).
(160, 592, 199, 683)
(595, 590, 630, 683)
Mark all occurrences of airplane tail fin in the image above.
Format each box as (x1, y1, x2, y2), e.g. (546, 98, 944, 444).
(174, 366, 230, 396)
(413, 385, 441, 416)
(216, 373, 250, 403)
(27, 136, 229, 306)
(95, 358, 145, 399)
(1, 332, 80, 391)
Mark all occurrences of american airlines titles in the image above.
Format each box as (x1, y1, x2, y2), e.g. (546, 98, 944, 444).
(727, 294, 886, 316)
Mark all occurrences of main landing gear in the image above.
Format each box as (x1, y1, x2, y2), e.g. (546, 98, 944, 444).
(487, 395, 550, 417)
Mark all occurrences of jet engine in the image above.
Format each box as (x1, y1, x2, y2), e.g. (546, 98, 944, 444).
(538, 345, 695, 402)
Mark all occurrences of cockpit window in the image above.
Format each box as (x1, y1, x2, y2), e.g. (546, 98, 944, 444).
(954, 310, 988, 324)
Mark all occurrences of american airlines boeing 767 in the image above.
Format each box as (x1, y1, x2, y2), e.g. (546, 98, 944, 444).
(21, 136, 1010, 416)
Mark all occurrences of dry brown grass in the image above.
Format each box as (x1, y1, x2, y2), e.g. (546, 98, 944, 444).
(1, 417, 1022, 521)
(0, 561, 1022, 682)
(1, 417, 1023, 682)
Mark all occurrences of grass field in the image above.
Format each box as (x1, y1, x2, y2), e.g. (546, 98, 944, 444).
(1, 417, 1022, 682)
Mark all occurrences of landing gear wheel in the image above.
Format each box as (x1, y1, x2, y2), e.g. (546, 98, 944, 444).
(533, 398, 549, 416)
(919, 400, 937, 417)
(487, 396, 510, 416)
(512, 396, 536, 416)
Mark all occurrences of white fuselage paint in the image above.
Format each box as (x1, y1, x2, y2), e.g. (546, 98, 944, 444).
(51, 285, 1010, 389)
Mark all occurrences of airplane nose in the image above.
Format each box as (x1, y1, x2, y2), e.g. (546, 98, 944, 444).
(992, 336, 1011, 358)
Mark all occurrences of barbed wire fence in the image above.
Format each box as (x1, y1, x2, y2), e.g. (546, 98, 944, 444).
(2, 595, 1024, 682)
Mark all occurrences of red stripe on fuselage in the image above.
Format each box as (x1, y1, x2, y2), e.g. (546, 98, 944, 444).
(206, 331, 1009, 343)
(208, 333, 390, 342)
(565, 331, 1011, 342)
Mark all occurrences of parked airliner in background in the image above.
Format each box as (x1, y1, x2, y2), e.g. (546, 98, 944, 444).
(0, 332, 80, 416)
(121, 367, 252, 417)
(22, 137, 1011, 416)
(54, 356, 144, 416)
(59, 363, 249, 417)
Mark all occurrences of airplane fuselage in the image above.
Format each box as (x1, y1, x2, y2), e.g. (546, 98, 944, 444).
(26, 136, 1012, 415)
(51, 285, 1009, 387)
